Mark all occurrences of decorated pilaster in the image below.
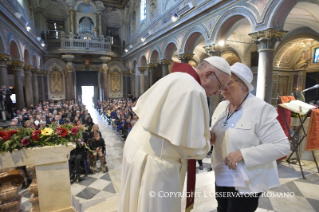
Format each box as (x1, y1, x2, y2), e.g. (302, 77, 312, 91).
(147, 63, 158, 87)
(10, 61, 25, 109)
(250, 29, 287, 103)
(62, 55, 75, 101)
(178, 53, 194, 64)
(38, 71, 45, 102)
(69, 9, 74, 33)
(99, 56, 111, 100)
(0, 54, 10, 87)
(130, 69, 136, 97)
(32, 69, 39, 105)
(98, 12, 102, 37)
(138, 67, 147, 95)
(24, 65, 34, 107)
(159, 59, 172, 76)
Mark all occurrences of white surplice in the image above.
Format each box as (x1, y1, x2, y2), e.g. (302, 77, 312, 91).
(118, 72, 211, 212)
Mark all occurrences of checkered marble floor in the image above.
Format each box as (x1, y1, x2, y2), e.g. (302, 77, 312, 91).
(185, 160, 319, 212)
(72, 172, 116, 201)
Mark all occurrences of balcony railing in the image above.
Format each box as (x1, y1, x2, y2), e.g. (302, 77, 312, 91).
(45, 32, 114, 52)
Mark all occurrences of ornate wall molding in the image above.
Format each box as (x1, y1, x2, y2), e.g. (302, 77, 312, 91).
(47, 63, 66, 100)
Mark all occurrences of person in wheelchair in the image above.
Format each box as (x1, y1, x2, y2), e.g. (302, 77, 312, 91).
(69, 141, 88, 182)
(90, 132, 106, 173)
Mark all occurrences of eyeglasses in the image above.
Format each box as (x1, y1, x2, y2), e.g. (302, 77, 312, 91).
(225, 80, 239, 88)
(213, 72, 225, 90)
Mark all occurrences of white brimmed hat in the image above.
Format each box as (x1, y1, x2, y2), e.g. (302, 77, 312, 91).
(230, 62, 254, 92)
(204, 56, 231, 75)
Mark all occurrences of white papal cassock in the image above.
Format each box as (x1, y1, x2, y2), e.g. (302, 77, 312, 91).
(118, 72, 211, 212)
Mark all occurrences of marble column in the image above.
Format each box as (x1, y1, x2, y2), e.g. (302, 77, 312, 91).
(43, 71, 48, 101)
(138, 67, 146, 94)
(32, 69, 39, 105)
(69, 9, 74, 33)
(147, 63, 158, 87)
(65, 65, 75, 101)
(0, 54, 10, 87)
(130, 69, 136, 97)
(159, 59, 172, 77)
(11, 61, 25, 109)
(38, 71, 45, 102)
(100, 66, 109, 100)
(250, 29, 287, 103)
(178, 53, 194, 64)
(24, 65, 34, 108)
(98, 13, 102, 37)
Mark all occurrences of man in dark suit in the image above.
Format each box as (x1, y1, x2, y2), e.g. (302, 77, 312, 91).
(1, 85, 13, 119)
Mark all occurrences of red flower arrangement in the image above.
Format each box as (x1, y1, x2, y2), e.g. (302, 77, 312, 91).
(57, 128, 68, 138)
(70, 127, 79, 135)
(0, 131, 9, 141)
(32, 130, 41, 141)
(7, 130, 18, 139)
(21, 137, 30, 146)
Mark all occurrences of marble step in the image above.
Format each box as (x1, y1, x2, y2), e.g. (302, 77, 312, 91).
(83, 194, 119, 212)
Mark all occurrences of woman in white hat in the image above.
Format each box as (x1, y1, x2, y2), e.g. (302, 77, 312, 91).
(210, 62, 290, 212)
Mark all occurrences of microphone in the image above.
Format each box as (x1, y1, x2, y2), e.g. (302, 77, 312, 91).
(302, 84, 319, 92)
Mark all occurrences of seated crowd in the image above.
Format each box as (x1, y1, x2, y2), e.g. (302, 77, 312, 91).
(96, 95, 138, 141)
(5, 100, 107, 183)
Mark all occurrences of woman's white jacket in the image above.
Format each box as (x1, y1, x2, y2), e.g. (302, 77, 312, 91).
(210, 94, 290, 193)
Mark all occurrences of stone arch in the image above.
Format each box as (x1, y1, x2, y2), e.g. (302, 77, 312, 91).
(212, 8, 257, 43)
(266, 0, 298, 30)
(273, 33, 319, 69)
(32, 55, 37, 67)
(132, 60, 137, 69)
(9, 40, 21, 60)
(181, 25, 209, 53)
(139, 55, 147, 67)
(24, 49, 30, 64)
(0, 29, 7, 53)
(41, 0, 69, 16)
(75, 1, 97, 13)
(163, 40, 178, 59)
(221, 50, 241, 66)
(43, 58, 66, 70)
(149, 48, 160, 63)
(108, 61, 128, 72)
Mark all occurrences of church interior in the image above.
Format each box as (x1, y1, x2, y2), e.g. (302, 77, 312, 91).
(0, 0, 319, 211)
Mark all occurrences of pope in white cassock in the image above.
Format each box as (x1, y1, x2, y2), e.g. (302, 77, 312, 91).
(118, 56, 231, 212)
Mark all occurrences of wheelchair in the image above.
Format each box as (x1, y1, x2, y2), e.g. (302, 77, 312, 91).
(87, 138, 108, 173)
(69, 148, 91, 182)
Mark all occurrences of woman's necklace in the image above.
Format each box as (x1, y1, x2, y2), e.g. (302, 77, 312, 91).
(223, 93, 249, 126)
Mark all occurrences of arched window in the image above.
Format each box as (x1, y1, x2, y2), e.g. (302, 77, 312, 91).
(140, 0, 146, 21)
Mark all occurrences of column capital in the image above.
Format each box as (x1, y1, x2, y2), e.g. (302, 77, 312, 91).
(9, 60, 24, 69)
(203, 44, 226, 56)
(249, 29, 287, 50)
(147, 63, 158, 68)
(0, 54, 11, 64)
(130, 69, 135, 75)
(122, 71, 131, 76)
(32, 68, 39, 74)
(24, 65, 33, 71)
(178, 53, 194, 60)
(65, 65, 75, 72)
(137, 67, 147, 73)
(100, 66, 109, 74)
(158, 59, 173, 65)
